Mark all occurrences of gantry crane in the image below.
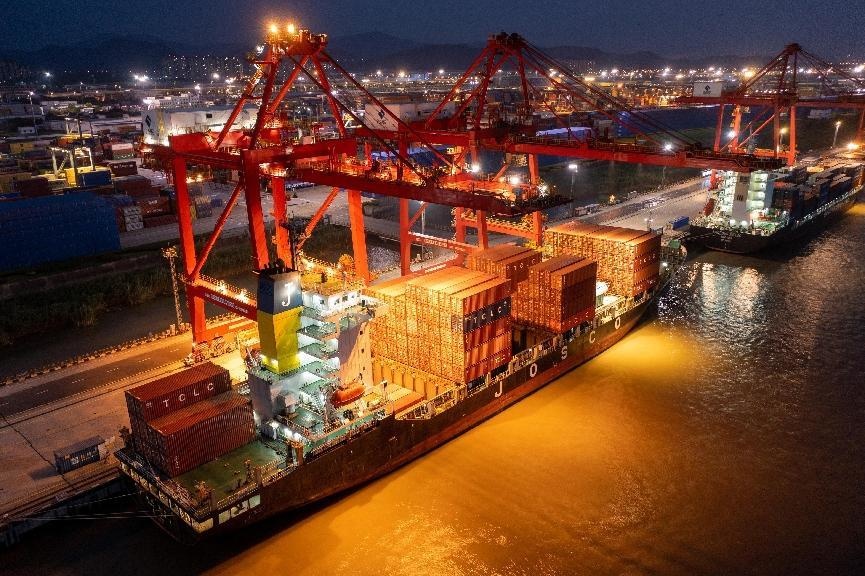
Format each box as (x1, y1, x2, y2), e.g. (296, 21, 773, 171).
(677, 43, 865, 166)
(158, 25, 569, 344)
(357, 32, 785, 254)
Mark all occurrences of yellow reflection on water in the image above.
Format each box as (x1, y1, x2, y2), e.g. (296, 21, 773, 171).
(203, 321, 722, 576)
(845, 202, 865, 218)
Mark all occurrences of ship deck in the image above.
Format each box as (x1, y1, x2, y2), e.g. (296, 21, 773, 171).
(172, 439, 286, 503)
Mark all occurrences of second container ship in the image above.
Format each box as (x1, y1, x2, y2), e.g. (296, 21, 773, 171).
(688, 151, 864, 253)
(116, 223, 683, 543)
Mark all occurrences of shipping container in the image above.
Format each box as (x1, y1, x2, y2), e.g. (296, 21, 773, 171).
(670, 215, 690, 230)
(0, 192, 121, 271)
(105, 160, 138, 177)
(140, 392, 255, 477)
(125, 362, 232, 423)
(54, 436, 106, 473)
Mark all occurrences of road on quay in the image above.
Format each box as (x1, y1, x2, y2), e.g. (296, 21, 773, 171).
(0, 341, 189, 418)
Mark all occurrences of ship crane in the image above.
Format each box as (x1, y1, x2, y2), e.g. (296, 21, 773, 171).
(676, 43, 865, 166)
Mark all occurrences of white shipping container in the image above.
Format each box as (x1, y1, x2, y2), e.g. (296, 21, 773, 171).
(363, 101, 456, 131)
(693, 81, 724, 98)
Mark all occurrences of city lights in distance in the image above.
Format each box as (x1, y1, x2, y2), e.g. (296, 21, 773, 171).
(847, 142, 859, 150)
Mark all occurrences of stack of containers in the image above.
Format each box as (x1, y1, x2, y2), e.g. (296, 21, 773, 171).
(192, 194, 213, 218)
(368, 267, 512, 386)
(105, 160, 138, 177)
(125, 362, 254, 478)
(511, 256, 597, 333)
(843, 163, 864, 187)
(465, 244, 542, 284)
(12, 177, 51, 198)
(114, 175, 154, 198)
(365, 274, 415, 362)
(104, 142, 135, 160)
(121, 205, 143, 231)
(545, 222, 661, 297)
(0, 193, 120, 271)
(136, 195, 174, 228)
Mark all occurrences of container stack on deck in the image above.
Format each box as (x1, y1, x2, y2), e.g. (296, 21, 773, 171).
(366, 267, 512, 389)
(511, 256, 597, 333)
(465, 244, 542, 284)
(771, 162, 863, 218)
(545, 223, 661, 298)
(125, 362, 254, 478)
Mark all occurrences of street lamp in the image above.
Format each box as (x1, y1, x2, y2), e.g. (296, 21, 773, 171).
(568, 163, 578, 195)
(27, 91, 37, 135)
(832, 120, 842, 148)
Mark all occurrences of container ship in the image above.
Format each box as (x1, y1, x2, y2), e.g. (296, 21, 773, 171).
(116, 223, 683, 543)
(688, 153, 864, 254)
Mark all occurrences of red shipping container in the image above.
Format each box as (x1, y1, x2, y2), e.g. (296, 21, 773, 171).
(125, 362, 231, 422)
(145, 393, 255, 477)
(136, 195, 170, 216)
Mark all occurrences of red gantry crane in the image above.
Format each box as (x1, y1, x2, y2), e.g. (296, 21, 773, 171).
(158, 25, 569, 344)
(358, 32, 785, 254)
(677, 43, 865, 166)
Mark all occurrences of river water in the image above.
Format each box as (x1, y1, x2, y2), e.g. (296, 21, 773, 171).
(4, 205, 865, 575)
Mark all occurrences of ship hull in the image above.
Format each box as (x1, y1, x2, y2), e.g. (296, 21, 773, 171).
(135, 293, 657, 544)
(688, 187, 860, 254)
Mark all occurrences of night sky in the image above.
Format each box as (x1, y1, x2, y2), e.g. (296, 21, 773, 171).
(3, 0, 864, 58)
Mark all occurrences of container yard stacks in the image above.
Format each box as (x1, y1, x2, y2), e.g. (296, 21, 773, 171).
(366, 267, 512, 387)
(545, 223, 661, 297)
(0, 192, 121, 271)
(511, 256, 597, 333)
(125, 362, 253, 477)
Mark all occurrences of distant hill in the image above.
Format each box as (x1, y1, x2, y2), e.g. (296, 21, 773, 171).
(0, 31, 768, 76)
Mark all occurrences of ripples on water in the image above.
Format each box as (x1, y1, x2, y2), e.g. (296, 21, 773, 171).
(4, 208, 865, 576)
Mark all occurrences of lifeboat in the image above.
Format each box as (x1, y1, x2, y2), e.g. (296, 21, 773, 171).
(331, 383, 364, 407)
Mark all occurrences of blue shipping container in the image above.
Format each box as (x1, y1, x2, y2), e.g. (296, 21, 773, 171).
(0, 193, 121, 272)
(670, 216, 690, 230)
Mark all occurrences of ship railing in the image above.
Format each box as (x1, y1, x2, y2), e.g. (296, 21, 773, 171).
(305, 416, 382, 460)
(120, 452, 215, 517)
(261, 462, 298, 486)
(594, 297, 627, 326)
(215, 483, 258, 511)
(400, 387, 461, 420)
(279, 415, 316, 441)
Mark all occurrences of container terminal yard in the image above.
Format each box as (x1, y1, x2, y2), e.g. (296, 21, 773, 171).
(1, 14, 865, 571)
